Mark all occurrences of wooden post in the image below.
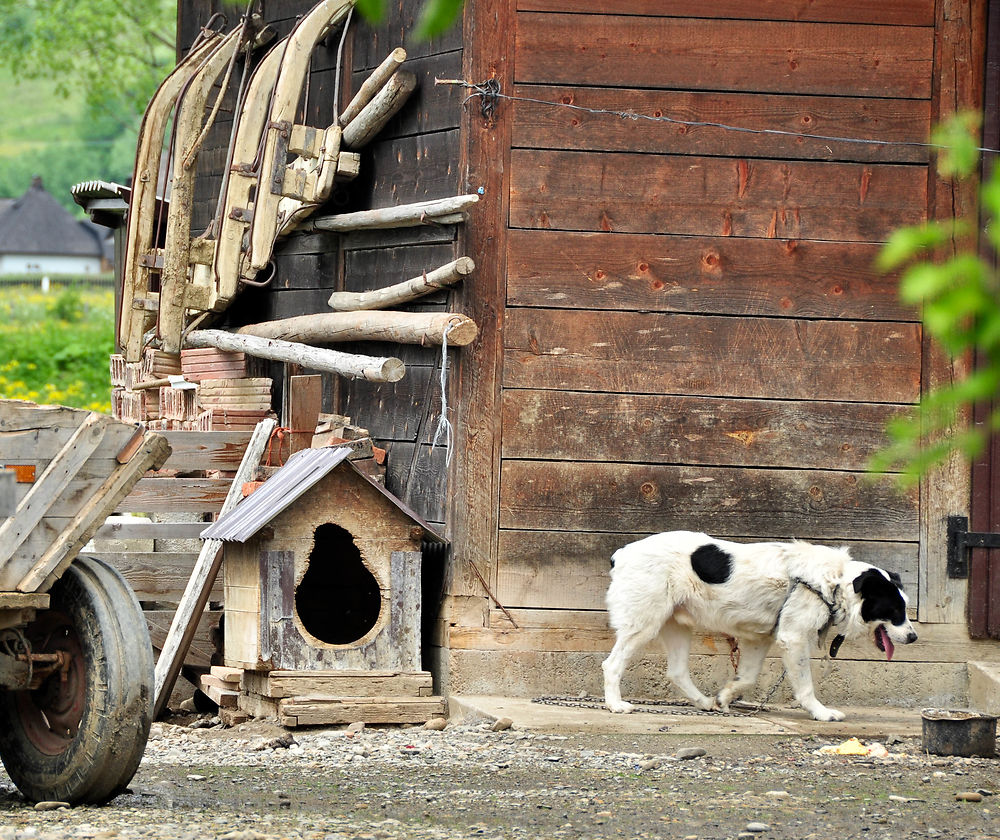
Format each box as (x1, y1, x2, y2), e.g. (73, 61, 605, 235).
(152, 418, 276, 719)
(328, 257, 476, 311)
(342, 70, 417, 150)
(340, 47, 407, 127)
(306, 194, 479, 233)
(236, 311, 479, 346)
(185, 329, 406, 382)
(287, 374, 323, 455)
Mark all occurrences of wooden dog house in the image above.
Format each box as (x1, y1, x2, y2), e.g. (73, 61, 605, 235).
(202, 446, 447, 725)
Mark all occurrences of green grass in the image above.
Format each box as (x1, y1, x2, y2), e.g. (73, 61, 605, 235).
(0, 284, 115, 412)
(0, 66, 87, 156)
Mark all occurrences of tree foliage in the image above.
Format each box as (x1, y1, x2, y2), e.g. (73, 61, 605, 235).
(870, 112, 1000, 482)
(0, 0, 176, 125)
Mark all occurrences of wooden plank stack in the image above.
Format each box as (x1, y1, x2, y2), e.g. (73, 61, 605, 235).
(235, 670, 444, 727)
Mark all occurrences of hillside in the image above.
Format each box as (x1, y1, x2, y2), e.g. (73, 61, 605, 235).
(0, 66, 138, 215)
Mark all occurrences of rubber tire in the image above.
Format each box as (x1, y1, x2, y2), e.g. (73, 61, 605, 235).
(74, 555, 154, 800)
(0, 558, 152, 804)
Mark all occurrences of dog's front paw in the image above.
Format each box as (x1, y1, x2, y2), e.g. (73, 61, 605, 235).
(696, 695, 719, 712)
(606, 699, 634, 714)
(811, 705, 846, 722)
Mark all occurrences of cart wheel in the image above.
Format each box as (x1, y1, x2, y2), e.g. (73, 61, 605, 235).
(74, 555, 154, 799)
(0, 557, 153, 804)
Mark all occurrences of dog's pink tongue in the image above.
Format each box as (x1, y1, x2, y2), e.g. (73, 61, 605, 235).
(877, 626, 895, 661)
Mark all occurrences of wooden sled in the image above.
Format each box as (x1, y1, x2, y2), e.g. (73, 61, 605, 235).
(118, 26, 229, 362)
(157, 24, 247, 355)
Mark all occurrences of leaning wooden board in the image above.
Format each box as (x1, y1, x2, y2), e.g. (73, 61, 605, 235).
(0, 400, 170, 593)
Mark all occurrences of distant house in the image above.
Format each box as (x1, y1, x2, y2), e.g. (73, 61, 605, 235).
(0, 176, 108, 275)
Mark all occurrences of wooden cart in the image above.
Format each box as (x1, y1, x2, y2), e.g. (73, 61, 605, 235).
(0, 400, 169, 804)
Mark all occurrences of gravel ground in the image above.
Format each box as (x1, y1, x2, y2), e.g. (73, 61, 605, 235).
(1, 711, 999, 840)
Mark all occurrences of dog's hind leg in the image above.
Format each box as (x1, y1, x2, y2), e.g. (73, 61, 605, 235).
(602, 622, 661, 713)
(716, 636, 770, 712)
(659, 619, 717, 711)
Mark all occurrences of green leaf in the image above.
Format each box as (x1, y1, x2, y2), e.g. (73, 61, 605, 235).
(354, 0, 387, 23)
(932, 111, 982, 178)
(413, 0, 464, 39)
(877, 222, 951, 272)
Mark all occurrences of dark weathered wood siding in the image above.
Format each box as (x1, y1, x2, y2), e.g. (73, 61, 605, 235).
(178, 0, 466, 528)
(486, 0, 947, 618)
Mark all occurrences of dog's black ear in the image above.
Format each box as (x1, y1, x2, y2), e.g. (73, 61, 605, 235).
(887, 570, 902, 587)
(853, 568, 881, 593)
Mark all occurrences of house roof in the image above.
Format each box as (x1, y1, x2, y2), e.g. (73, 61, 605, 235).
(0, 177, 104, 258)
(201, 445, 447, 545)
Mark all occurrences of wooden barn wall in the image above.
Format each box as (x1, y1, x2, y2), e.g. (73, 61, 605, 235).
(470, 0, 979, 629)
(177, 0, 466, 529)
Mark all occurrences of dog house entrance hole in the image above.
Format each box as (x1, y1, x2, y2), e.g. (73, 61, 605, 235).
(295, 523, 381, 645)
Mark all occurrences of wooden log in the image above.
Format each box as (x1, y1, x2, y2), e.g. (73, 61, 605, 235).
(185, 329, 405, 382)
(327, 257, 476, 311)
(152, 418, 276, 719)
(307, 194, 479, 233)
(236, 311, 478, 346)
(339, 47, 407, 127)
(342, 70, 417, 150)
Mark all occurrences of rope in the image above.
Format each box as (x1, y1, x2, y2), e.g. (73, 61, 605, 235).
(265, 425, 318, 466)
(431, 321, 455, 467)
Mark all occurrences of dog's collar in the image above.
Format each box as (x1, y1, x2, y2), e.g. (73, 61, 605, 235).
(777, 577, 845, 653)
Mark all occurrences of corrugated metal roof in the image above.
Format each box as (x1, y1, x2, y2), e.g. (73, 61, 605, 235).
(201, 447, 353, 542)
(200, 446, 447, 544)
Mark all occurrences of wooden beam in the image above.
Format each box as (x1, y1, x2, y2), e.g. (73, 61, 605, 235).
(342, 70, 417, 149)
(327, 257, 475, 311)
(339, 47, 407, 126)
(185, 329, 405, 382)
(307, 194, 479, 232)
(153, 418, 276, 719)
(236, 311, 478, 347)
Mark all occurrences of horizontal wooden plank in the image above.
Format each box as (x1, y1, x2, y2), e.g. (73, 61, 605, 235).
(495, 530, 918, 611)
(516, 0, 935, 26)
(453, 612, 981, 666)
(498, 461, 918, 541)
(515, 14, 934, 98)
(510, 150, 927, 241)
(278, 695, 447, 727)
(94, 520, 208, 540)
(506, 230, 916, 321)
(161, 431, 254, 472)
(502, 309, 922, 403)
(0, 422, 137, 462)
(512, 86, 931, 164)
(501, 391, 901, 471)
(122, 478, 230, 513)
(86, 551, 222, 602)
(244, 669, 434, 699)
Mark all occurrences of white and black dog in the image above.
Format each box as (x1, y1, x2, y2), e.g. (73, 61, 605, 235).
(602, 531, 918, 721)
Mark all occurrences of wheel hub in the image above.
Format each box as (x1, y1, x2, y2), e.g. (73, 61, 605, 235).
(15, 612, 86, 756)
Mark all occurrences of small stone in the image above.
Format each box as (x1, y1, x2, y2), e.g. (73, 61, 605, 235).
(765, 790, 789, 799)
(956, 791, 984, 802)
(423, 717, 448, 731)
(490, 717, 513, 732)
(186, 774, 207, 781)
(675, 746, 707, 760)
(346, 721, 366, 734)
(639, 758, 661, 771)
(33, 801, 70, 811)
(745, 822, 770, 833)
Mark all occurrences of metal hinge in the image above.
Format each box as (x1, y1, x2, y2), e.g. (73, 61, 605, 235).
(946, 515, 1000, 578)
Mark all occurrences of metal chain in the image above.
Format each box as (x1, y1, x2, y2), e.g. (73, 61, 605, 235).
(532, 694, 772, 717)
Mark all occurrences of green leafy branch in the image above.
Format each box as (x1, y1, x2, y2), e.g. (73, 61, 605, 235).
(870, 112, 1000, 483)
